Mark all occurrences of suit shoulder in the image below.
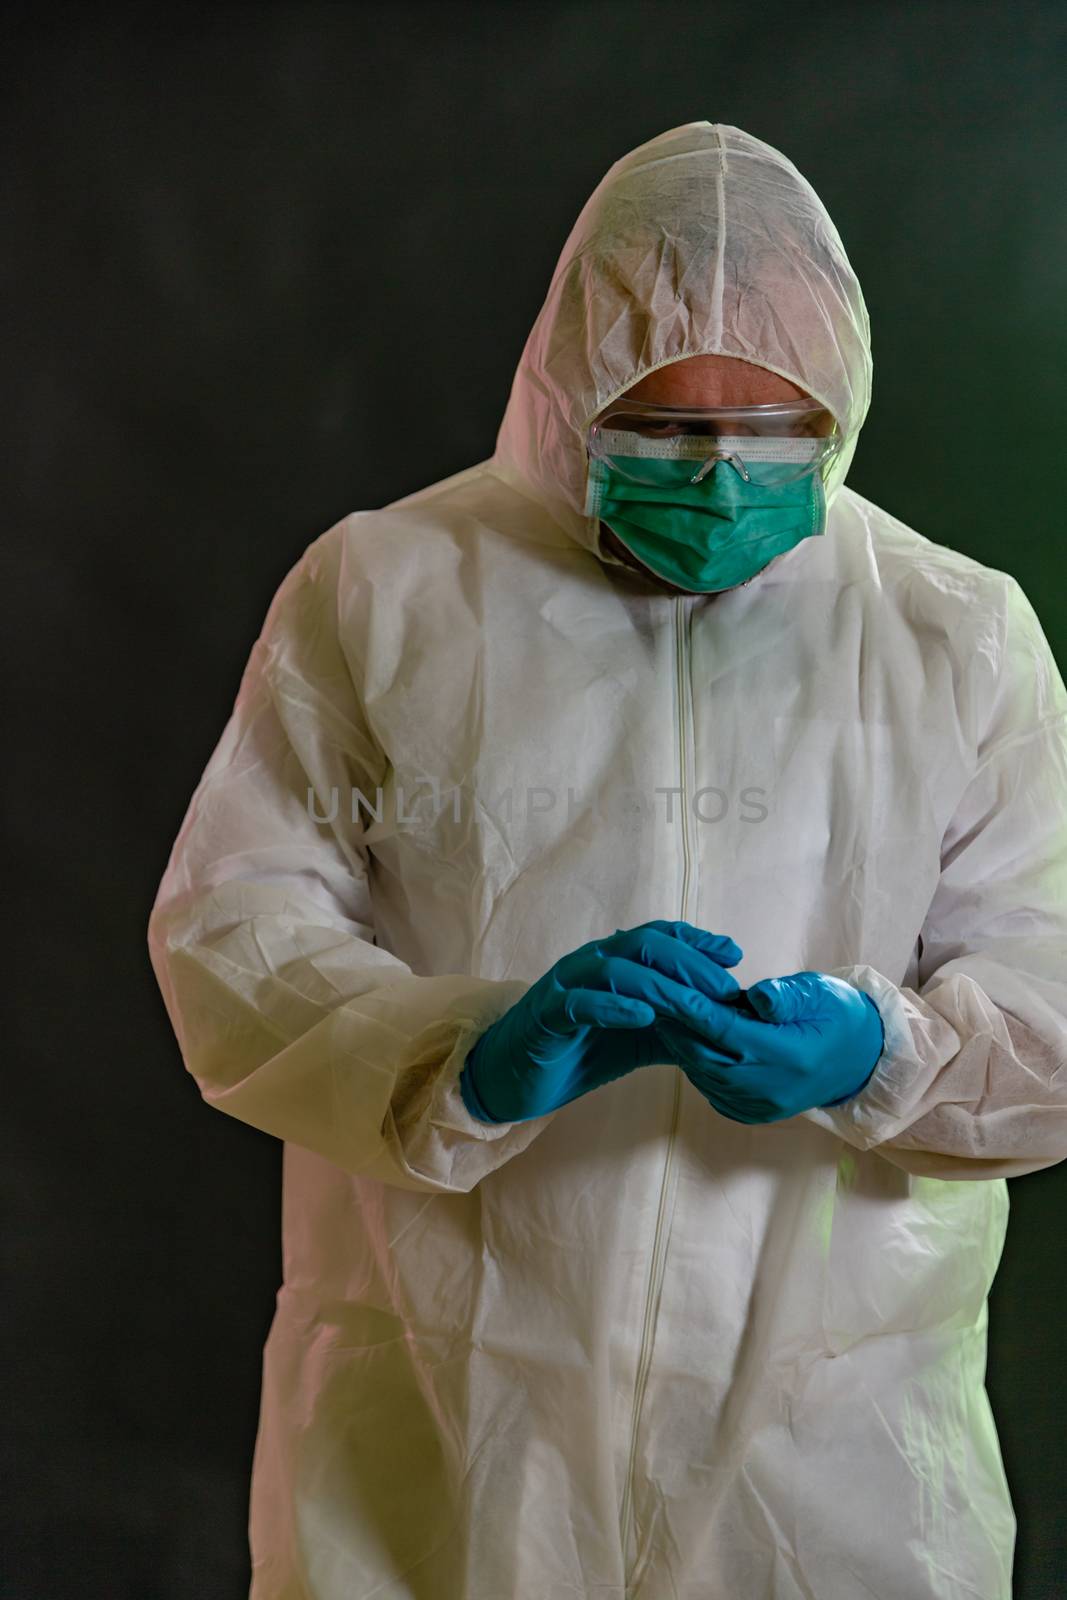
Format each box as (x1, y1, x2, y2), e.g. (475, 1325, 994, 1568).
(840, 487, 1022, 625)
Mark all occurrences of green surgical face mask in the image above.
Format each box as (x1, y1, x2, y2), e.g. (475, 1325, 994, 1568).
(585, 453, 826, 593)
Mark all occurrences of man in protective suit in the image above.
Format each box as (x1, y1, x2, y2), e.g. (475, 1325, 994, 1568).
(148, 121, 1067, 1599)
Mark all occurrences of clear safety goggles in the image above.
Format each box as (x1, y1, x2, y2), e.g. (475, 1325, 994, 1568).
(586, 397, 842, 487)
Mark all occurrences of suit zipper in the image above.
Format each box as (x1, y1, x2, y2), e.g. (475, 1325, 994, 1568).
(619, 595, 693, 1590)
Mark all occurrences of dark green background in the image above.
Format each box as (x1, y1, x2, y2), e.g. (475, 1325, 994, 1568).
(5, 2, 1065, 1595)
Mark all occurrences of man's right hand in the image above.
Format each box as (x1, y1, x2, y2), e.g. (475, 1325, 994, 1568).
(459, 920, 744, 1123)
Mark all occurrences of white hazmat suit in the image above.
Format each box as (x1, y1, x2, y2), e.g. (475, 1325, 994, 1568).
(148, 122, 1067, 1599)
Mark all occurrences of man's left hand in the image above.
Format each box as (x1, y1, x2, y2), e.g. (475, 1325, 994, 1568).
(656, 971, 885, 1124)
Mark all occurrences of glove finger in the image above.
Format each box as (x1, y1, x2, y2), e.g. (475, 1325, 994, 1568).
(665, 1044, 786, 1124)
(663, 991, 788, 1058)
(746, 978, 791, 1021)
(590, 955, 743, 1032)
(657, 1019, 737, 1067)
(746, 972, 820, 1022)
(607, 926, 742, 1001)
(621, 921, 743, 969)
(561, 988, 658, 1031)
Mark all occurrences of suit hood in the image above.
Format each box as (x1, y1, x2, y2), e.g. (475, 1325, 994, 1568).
(489, 120, 873, 561)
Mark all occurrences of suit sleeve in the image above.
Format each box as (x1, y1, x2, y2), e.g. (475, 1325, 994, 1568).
(147, 517, 549, 1194)
(803, 575, 1067, 1180)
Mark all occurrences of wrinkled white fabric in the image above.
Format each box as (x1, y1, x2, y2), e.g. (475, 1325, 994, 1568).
(491, 119, 871, 562)
(148, 121, 1067, 1599)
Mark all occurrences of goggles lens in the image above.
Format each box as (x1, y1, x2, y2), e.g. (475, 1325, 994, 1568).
(587, 398, 841, 487)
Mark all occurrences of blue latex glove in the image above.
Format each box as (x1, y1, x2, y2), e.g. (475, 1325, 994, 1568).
(656, 970, 885, 1125)
(460, 920, 744, 1124)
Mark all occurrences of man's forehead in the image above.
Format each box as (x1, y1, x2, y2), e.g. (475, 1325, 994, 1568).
(621, 355, 811, 407)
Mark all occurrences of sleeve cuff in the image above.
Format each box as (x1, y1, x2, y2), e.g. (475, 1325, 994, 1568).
(800, 964, 960, 1150)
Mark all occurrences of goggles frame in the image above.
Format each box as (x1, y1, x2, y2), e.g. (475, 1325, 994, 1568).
(586, 396, 842, 486)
